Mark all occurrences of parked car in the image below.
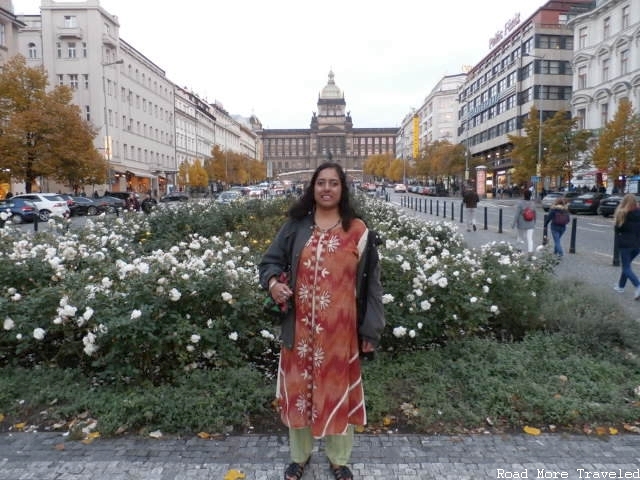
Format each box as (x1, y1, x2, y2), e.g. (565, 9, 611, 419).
(159, 192, 189, 202)
(567, 192, 608, 215)
(393, 183, 407, 193)
(11, 193, 70, 221)
(96, 195, 126, 213)
(597, 193, 640, 217)
(541, 191, 581, 211)
(70, 196, 106, 216)
(0, 197, 38, 224)
(215, 190, 242, 205)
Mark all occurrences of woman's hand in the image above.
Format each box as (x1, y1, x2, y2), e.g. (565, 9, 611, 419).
(271, 282, 292, 304)
(360, 340, 375, 353)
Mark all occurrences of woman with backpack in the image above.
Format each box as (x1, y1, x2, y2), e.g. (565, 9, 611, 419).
(544, 198, 570, 257)
(512, 189, 536, 258)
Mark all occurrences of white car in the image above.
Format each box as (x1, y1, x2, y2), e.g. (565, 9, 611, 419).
(393, 184, 407, 193)
(215, 190, 242, 205)
(11, 193, 70, 221)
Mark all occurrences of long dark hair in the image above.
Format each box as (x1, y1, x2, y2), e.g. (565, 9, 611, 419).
(288, 162, 357, 230)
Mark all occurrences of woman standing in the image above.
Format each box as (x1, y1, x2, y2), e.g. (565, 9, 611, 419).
(259, 163, 385, 480)
(613, 193, 640, 298)
(543, 198, 570, 257)
(512, 189, 536, 257)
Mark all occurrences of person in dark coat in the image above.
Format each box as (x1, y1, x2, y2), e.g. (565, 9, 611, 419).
(462, 186, 480, 232)
(613, 193, 640, 298)
(543, 198, 570, 257)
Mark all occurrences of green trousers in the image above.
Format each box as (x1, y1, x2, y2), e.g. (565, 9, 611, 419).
(289, 425, 354, 466)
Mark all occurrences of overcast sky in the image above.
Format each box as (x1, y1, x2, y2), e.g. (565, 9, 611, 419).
(15, 0, 546, 129)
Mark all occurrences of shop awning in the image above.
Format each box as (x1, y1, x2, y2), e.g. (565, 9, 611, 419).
(125, 169, 156, 179)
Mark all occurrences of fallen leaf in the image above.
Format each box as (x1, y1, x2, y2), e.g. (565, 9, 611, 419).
(354, 425, 365, 433)
(86, 432, 100, 440)
(197, 432, 210, 439)
(54, 443, 65, 451)
(523, 426, 541, 436)
(623, 423, 640, 434)
(595, 426, 608, 436)
(13, 422, 26, 430)
(81, 437, 95, 445)
(223, 469, 246, 480)
(609, 427, 618, 435)
(382, 415, 394, 426)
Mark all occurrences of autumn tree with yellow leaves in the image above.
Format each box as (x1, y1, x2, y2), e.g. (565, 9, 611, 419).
(0, 55, 104, 193)
(592, 98, 640, 181)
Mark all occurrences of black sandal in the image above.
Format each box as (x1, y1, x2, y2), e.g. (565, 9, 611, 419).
(331, 464, 353, 479)
(284, 461, 307, 480)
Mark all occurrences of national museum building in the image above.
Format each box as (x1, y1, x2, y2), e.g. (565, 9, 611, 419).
(259, 71, 398, 180)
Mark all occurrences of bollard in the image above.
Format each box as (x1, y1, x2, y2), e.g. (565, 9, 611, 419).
(459, 202, 464, 224)
(451, 201, 454, 221)
(483, 207, 488, 230)
(419, 198, 422, 213)
(569, 217, 577, 254)
(429, 199, 433, 215)
(498, 209, 503, 233)
(34, 211, 39, 232)
(612, 228, 619, 266)
(443, 201, 447, 218)
(436, 200, 440, 217)
(542, 214, 548, 246)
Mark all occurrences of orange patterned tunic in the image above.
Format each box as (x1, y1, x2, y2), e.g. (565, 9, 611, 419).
(276, 218, 368, 438)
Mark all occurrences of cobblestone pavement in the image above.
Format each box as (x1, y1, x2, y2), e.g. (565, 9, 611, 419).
(0, 431, 639, 479)
(2, 196, 639, 479)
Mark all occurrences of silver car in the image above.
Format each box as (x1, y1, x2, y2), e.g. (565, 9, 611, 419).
(541, 191, 580, 212)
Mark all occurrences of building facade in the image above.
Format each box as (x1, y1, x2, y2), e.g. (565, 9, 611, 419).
(458, 0, 594, 195)
(570, 0, 640, 131)
(0, 1, 23, 65)
(260, 71, 397, 182)
(418, 73, 467, 146)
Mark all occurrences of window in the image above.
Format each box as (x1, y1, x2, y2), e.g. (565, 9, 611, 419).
(82, 42, 87, 57)
(622, 5, 630, 29)
(56, 42, 62, 58)
(576, 108, 586, 130)
(57, 74, 64, 86)
(602, 58, 609, 82)
(64, 16, 77, 28)
(67, 42, 76, 58)
(600, 103, 608, 127)
(28, 42, 37, 59)
(603, 17, 610, 38)
(85, 105, 90, 122)
(620, 49, 629, 75)
(0, 24, 5, 47)
(579, 27, 587, 48)
(69, 74, 78, 89)
(578, 66, 587, 89)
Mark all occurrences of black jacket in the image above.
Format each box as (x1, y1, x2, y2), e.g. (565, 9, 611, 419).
(615, 208, 640, 249)
(258, 216, 385, 350)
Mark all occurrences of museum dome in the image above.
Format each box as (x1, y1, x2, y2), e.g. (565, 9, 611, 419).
(319, 70, 343, 99)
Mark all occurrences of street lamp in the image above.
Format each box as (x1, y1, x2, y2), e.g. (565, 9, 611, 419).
(523, 53, 545, 199)
(102, 59, 124, 188)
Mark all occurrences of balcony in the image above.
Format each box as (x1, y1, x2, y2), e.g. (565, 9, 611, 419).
(102, 33, 118, 48)
(56, 27, 83, 39)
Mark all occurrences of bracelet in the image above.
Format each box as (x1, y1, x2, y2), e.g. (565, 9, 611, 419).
(268, 278, 278, 292)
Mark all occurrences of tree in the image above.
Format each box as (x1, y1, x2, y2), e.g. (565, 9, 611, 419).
(188, 158, 208, 191)
(541, 110, 591, 188)
(415, 140, 465, 182)
(0, 55, 104, 193)
(508, 106, 542, 185)
(363, 153, 394, 179)
(592, 98, 640, 182)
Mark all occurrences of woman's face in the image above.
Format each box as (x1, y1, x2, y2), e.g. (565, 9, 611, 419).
(314, 167, 342, 211)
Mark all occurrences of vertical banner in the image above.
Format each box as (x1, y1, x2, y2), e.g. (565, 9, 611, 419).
(476, 165, 487, 197)
(412, 114, 419, 160)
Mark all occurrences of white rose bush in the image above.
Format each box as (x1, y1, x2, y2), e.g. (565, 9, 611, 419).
(0, 197, 555, 387)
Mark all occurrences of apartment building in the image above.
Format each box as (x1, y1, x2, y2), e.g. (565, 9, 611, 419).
(0, 1, 23, 65)
(458, 0, 593, 195)
(570, 0, 639, 131)
(260, 71, 397, 182)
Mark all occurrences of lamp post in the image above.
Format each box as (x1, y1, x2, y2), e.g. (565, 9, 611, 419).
(102, 59, 124, 188)
(523, 52, 545, 199)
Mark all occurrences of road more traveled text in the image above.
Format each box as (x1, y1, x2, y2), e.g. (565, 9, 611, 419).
(496, 469, 640, 478)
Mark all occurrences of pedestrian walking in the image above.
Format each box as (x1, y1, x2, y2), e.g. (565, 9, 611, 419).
(462, 185, 479, 232)
(613, 193, 640, 298)
(259, 162, 385, 480)
(512, 189, 536, 257)
(543, 198, 570, 257)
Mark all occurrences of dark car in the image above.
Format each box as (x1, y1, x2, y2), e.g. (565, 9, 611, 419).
(0, 198, 38, 224)
(598, 193, 640, 217)
(70, 196, 106, 216)
(567, 192, 608, 215)
(159, 192, 189, 202)
(96, 195, 126, 213)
